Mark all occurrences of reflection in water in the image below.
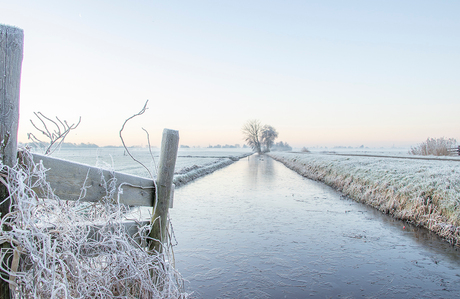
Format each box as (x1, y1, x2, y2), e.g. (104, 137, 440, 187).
(246, 155, 276, 189)
(171, 155, 460, 298)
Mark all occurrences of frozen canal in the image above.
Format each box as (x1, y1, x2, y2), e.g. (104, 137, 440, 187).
(171, 155, 460, 298)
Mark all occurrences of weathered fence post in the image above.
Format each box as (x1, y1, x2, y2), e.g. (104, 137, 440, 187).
(0, 24, 24, 299)
(148, 129, 179, 254)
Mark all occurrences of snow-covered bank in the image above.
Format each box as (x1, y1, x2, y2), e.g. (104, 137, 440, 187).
(174, 153, 252, 187)
(268, 152, 460, 245)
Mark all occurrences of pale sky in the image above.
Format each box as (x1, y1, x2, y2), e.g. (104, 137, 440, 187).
(1, 0, 459, 148)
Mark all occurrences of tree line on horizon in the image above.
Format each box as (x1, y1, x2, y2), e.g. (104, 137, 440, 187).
(21, 141, 100, 149)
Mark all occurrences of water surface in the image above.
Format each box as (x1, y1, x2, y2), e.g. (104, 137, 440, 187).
(171, 155, 460, 298)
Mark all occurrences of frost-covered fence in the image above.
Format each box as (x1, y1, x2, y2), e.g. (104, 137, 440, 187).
(0, 24, 183, 298)
(148, 129, 179, 253)
(31, 153, 157, 207)
(0, 24, 24, 299)
(29, 128, 178, 240)
(29, 128, 178, 251)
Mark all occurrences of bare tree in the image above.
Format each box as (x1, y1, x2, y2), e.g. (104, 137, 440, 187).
(28, 112, 81, 155)
(261, 125, 278, 152)
(242, 119, 263, 154)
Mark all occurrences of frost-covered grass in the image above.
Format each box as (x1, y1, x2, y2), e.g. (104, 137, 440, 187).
(174, 158, 236, 187)
(0, 150, 188, 298)
(268, 152, 460, 245)
(409, 137, 458, 156)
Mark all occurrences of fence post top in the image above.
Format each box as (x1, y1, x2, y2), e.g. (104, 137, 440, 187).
(163, 128, 179, 136)
(0, 23, 24, 33)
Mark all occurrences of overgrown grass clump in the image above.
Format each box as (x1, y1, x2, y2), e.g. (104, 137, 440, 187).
(0, 150, 188, 298)
(268, 152, 460, 245)
(410, 137, 457, 156)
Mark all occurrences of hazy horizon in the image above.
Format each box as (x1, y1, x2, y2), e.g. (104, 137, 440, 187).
(2, 1, 459, 149)
(20, 139, 412, 151)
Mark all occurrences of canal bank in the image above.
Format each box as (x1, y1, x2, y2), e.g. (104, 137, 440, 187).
(268, 152, 460, 246)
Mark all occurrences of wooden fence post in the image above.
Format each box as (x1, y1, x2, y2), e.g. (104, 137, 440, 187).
(0, 24, 24, 299)
(148, 129, 179, 254)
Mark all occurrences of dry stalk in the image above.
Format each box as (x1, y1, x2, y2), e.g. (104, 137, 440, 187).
(119, 100, 154, 179)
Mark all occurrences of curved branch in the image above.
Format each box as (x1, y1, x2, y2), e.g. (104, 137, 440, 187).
(142, 127, 158, 177)
(28, 113, 81, 155)
(119, 100, 153, 179)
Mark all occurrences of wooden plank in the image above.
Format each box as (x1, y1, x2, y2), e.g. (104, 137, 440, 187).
(31, 153, 156, 206)
(0, 24, 24, 299)
(148, 129, 179, 253)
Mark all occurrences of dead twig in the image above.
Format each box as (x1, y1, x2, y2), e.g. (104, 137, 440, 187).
(119, 100, 153, 179)
(142, 128, 158, 177)
(28, 112, 81, 155)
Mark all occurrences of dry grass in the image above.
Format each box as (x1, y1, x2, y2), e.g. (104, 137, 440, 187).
(410, 137, 457, 156)
(0, 150, 188, 298)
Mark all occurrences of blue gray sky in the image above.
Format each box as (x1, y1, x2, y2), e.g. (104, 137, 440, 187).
(1, 0, 459, 148)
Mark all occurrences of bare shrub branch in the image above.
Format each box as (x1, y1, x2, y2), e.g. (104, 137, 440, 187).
(28, 112, 81, 155)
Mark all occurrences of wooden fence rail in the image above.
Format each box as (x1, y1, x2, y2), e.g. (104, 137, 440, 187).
(447, 146, 460, 156)
(0, 23, 179, 298)
(31, 152, 157, 206)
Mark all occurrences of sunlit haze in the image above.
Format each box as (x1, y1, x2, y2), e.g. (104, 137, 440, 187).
(1, 1, 459, 148)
